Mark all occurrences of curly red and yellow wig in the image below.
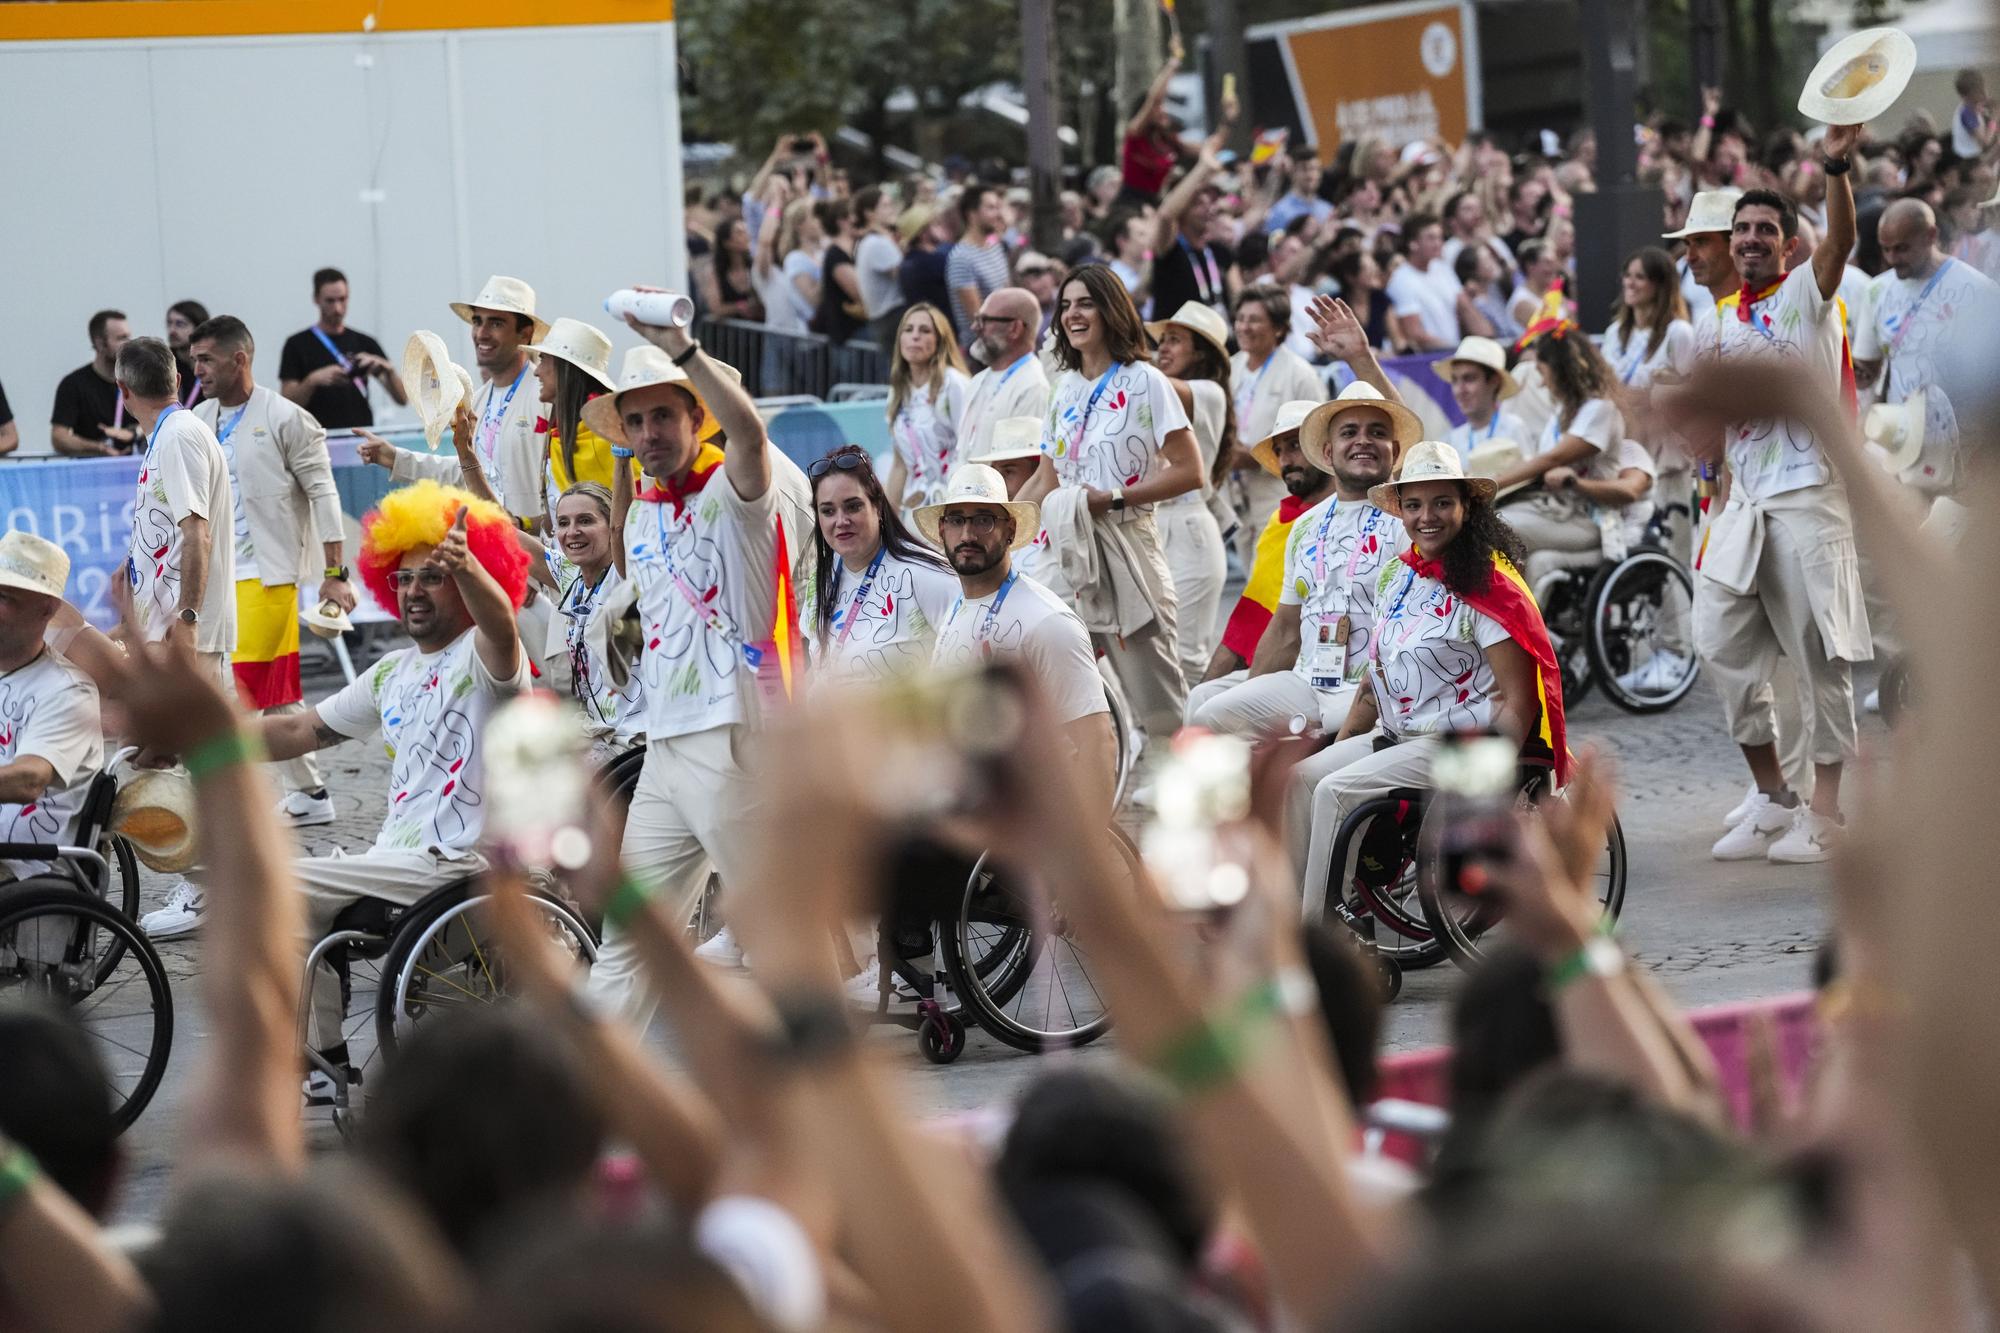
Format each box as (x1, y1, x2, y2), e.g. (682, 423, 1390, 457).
(358, 481, 531, 614)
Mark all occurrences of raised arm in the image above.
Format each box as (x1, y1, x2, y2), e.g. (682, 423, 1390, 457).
(0, 1131, 154, 1333)
(1815, 122, 1863, 302)
(1125, 44, 1183, 141)
(1155, 144, 1224, 253)
(626, 313, 773, 503)
(428, 506, 522, 680)
(1304, 295, 1398, 399)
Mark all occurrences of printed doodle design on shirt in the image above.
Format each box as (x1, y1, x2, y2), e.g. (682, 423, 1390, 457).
(0, 686, 62, 846)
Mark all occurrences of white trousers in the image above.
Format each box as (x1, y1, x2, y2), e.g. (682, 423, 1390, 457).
(586, 725, 764, 1030)
(1158, 502, 1228, 688)
(1505, 495, 1602, 591)
(1186, 669, 1351, 743)
(1291, 731, 1441, 923)
(296, 846, 488, 1049)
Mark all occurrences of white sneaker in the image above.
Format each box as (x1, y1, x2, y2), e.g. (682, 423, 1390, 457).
(140, 880, 207, 939)
(276, 790, 337, 827)
(1863, 687, 1881, 715)
(1768, 807, 1842, 864)
(1723, 783, 1762, 829)
(693, 924, 746, 969)
(1710, 796, 1796, 861)
(843, 957, 919, 1010)
(1616, 650, 1691, 695)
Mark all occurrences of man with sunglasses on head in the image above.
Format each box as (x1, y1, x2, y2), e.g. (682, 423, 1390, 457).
(957, 288, 1052, 462)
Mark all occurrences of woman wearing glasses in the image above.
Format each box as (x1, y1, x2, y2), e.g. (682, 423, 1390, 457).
(801, 445, 957, 686)
(883, 303, 972, 513)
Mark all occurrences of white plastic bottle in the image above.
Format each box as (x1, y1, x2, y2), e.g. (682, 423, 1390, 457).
(605, 288, 695, 329)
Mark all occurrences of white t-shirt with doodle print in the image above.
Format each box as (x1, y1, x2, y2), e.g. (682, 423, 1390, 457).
(1853, 257, 2000, 487)
(128, 406, 236, 654)
(0, 648, 102, 879)
(1367, 560, 1510, 739)
(541, 550, 645, 747)
(799, 547, 959, 686)
(1711, 264, 1844, 499)
(931, 571, 1108, 725)
(891, 369, 972, 508)
(1040, 361, 1192, 497)
(1279, 499, 1409, 692)
(316, 628, 529, 856)
(1530, 395, 1626, 482)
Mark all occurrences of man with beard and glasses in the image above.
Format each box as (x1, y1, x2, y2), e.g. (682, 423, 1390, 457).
(957, 288, 1052, 461)
(918, 464, 1116, 818)
(1187, 381, 1419, 741)
(1693, 121, 1872, 868)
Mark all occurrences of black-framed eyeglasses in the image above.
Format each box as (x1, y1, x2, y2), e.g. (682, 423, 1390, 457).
(808, 451, 868, 479)
(970, 315, 1022, 329)
(937, 512, 1002, 534)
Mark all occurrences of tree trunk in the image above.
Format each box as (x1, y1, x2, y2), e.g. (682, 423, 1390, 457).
(1114, 0, 1165, 139)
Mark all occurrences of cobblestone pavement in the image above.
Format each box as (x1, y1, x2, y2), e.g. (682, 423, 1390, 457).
(106, 640, 1859, 1225)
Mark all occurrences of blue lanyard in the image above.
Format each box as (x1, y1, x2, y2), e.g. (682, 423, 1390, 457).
(1064, 364, 1121, 459)
(1236, 356, 1271, 414)
(309, 326, 356, 375)
(1614, 329, 1650, 385)
(948, 570, 1019, 654)
(995, 355, 1029, 387)
(1886, 258, 1956, 349)
(832, 547, 888, 648)
(144, 403, 183, 462)
(213, 401, 250, 448)
(480, 366, 529, 446)
(650, 500, 764, 674)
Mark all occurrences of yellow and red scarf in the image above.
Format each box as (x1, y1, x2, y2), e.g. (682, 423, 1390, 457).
(1396, 548, 1569, 784)
(1221, 493, 1314, 661)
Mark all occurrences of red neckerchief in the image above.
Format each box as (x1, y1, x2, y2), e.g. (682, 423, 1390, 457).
(1275, 492, 1315, 524)
(1734, 276, 1784, 322)
(1395, 548, 1569, 784)
(533, 415, 550, 435)
(638, 443, 725, 514)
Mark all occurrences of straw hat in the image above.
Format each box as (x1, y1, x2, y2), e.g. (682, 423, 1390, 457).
(1144, 301, 1231, 363)
(897, 203, 938, 246)
(1299, 382, 1423, 474)
(579, 345, 743, 447)
(912, 464, 1041, 551)
(1431, 336, 1520, 400)
(450, 274, 551, 342)
(967, 416, 1044, 465)
(1864, 387, 1927, 472)
(1464, 438, 1532, 500)
(1797, 26, 1915, 126)
(403, 331, 476, 448)
(302, 600, 354, 639)
(1249, 399, 1323, 477)
(1663, 189, 1744, 240)
(524, 317, 616, 393)
(0, 531, 69, 601)
(1368, 439, 1497, 511)
(110, 767, 198, 873)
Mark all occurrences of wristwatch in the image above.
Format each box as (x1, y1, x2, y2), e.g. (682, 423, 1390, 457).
(325, 565, 349, 582)
(1109, 487, 1127, 512)
(176, 608, 200, 626)
(1821, 153, 1852, 175)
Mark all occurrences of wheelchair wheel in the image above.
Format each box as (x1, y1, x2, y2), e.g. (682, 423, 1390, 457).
(1328, 798, 1451, 971)
(0, 884, 173, 1133)
(1587, 551, 1699, 714)
(373, 883, 599, 1057)
(941, 832, 1125, 1054)
(1878, 658, 1914, 727)
(1416, 788, 1629, 969)
(1540, 573, 1596, 708)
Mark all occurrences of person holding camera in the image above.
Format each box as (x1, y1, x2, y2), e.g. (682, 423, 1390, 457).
(278, 267, 406, 430)
(1296, 441, 1568, 898)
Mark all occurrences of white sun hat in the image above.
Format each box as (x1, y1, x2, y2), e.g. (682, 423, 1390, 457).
(403, 331, 477, 448)
(0, 530, 70, 601)
(1863, 386, 1927, 472)
(1368, 439, 1498, 512)
(449, 274, 551, 342)
(1432, 335, 1520, 400)
(1798, 26, 1916, 126)
(911, 464, 1041, 551)
(967, 416, 1044, 465)
(1663, 188, 1745, 240)
(1299, 382, 1423, 474)
(110, 767, 198, 874)
(302, 600, 355, 639)
(1465, 438, 1533, 500)
(1249, 399, 1323, 477)
(524, 317, 616, 393)
(1144, 300, 1231, 362)
(579, 345, 742, 447)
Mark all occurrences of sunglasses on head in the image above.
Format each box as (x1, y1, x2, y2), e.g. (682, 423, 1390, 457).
(808, 451, 868, 479)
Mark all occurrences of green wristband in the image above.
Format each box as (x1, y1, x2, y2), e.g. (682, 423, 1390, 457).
(184, 729, 265, 782)
(601, 875, 660, 933)
(1149, 979, 1286, 1098)
(0, 1144, 38, 1217)
(1544, 933, 1623, 994)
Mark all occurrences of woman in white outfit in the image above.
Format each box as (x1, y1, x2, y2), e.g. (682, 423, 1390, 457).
(1600, 245, 1696, 559)
(522, 482, 644, 765)
(883, 303, 972, 513)
(1145, 300, 1234, 685)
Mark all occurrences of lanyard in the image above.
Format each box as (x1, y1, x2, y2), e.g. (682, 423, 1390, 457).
(651, 500, 764, 675)
(181, 377, 203, 409)
(1063, 364, 1121, 465)
(947, 570, 1019, 656)
(1235, 355, 1271, 419)
(964, 355, 1031, 447)
(213, 401, 250, 449)
(832, 547, 888, 649)
(1886, 258, 1956, 354)
(562, 565, 616, 723)
(1370, 565, 1424, 667)
(144, 403, 182, 461)
(478, 365, 529, 464)
(310, 326, 364, 389)
(897, 388, 952, 486)
(1614, 329, 1651, 385)
(1179, 236, 1223, 308)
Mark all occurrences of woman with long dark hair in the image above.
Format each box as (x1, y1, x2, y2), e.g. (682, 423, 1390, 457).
(1023, 261, 1204, 767)
(1601, 246, 1692, 389)
(524, 319, 622, 526)
(1298, 441, 1569, 894)
(699, 217, 763, 323)
(801, 444, 957, 685)
(882, 303, 971, 513)
(1146, 300, 1234, 684)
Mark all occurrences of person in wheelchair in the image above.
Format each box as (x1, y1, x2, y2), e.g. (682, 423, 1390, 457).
(0, 532, 104, 883)
(141, 482, 529, 1089)
(1297, 442, 1569, 896)
(1531, 439, 1658, 585)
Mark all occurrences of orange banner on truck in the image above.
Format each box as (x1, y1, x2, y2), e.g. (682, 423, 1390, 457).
(1282, 2, 1473, 157)
(0, 0, 672, 41)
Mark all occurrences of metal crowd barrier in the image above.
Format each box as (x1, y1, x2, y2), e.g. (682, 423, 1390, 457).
(693, 317, 890, 399)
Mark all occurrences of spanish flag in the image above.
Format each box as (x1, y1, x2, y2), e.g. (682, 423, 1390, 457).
(232, 580, 303, 711)
(1221, 493, 1314, 661)
(1396, 548, 1569, 784)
